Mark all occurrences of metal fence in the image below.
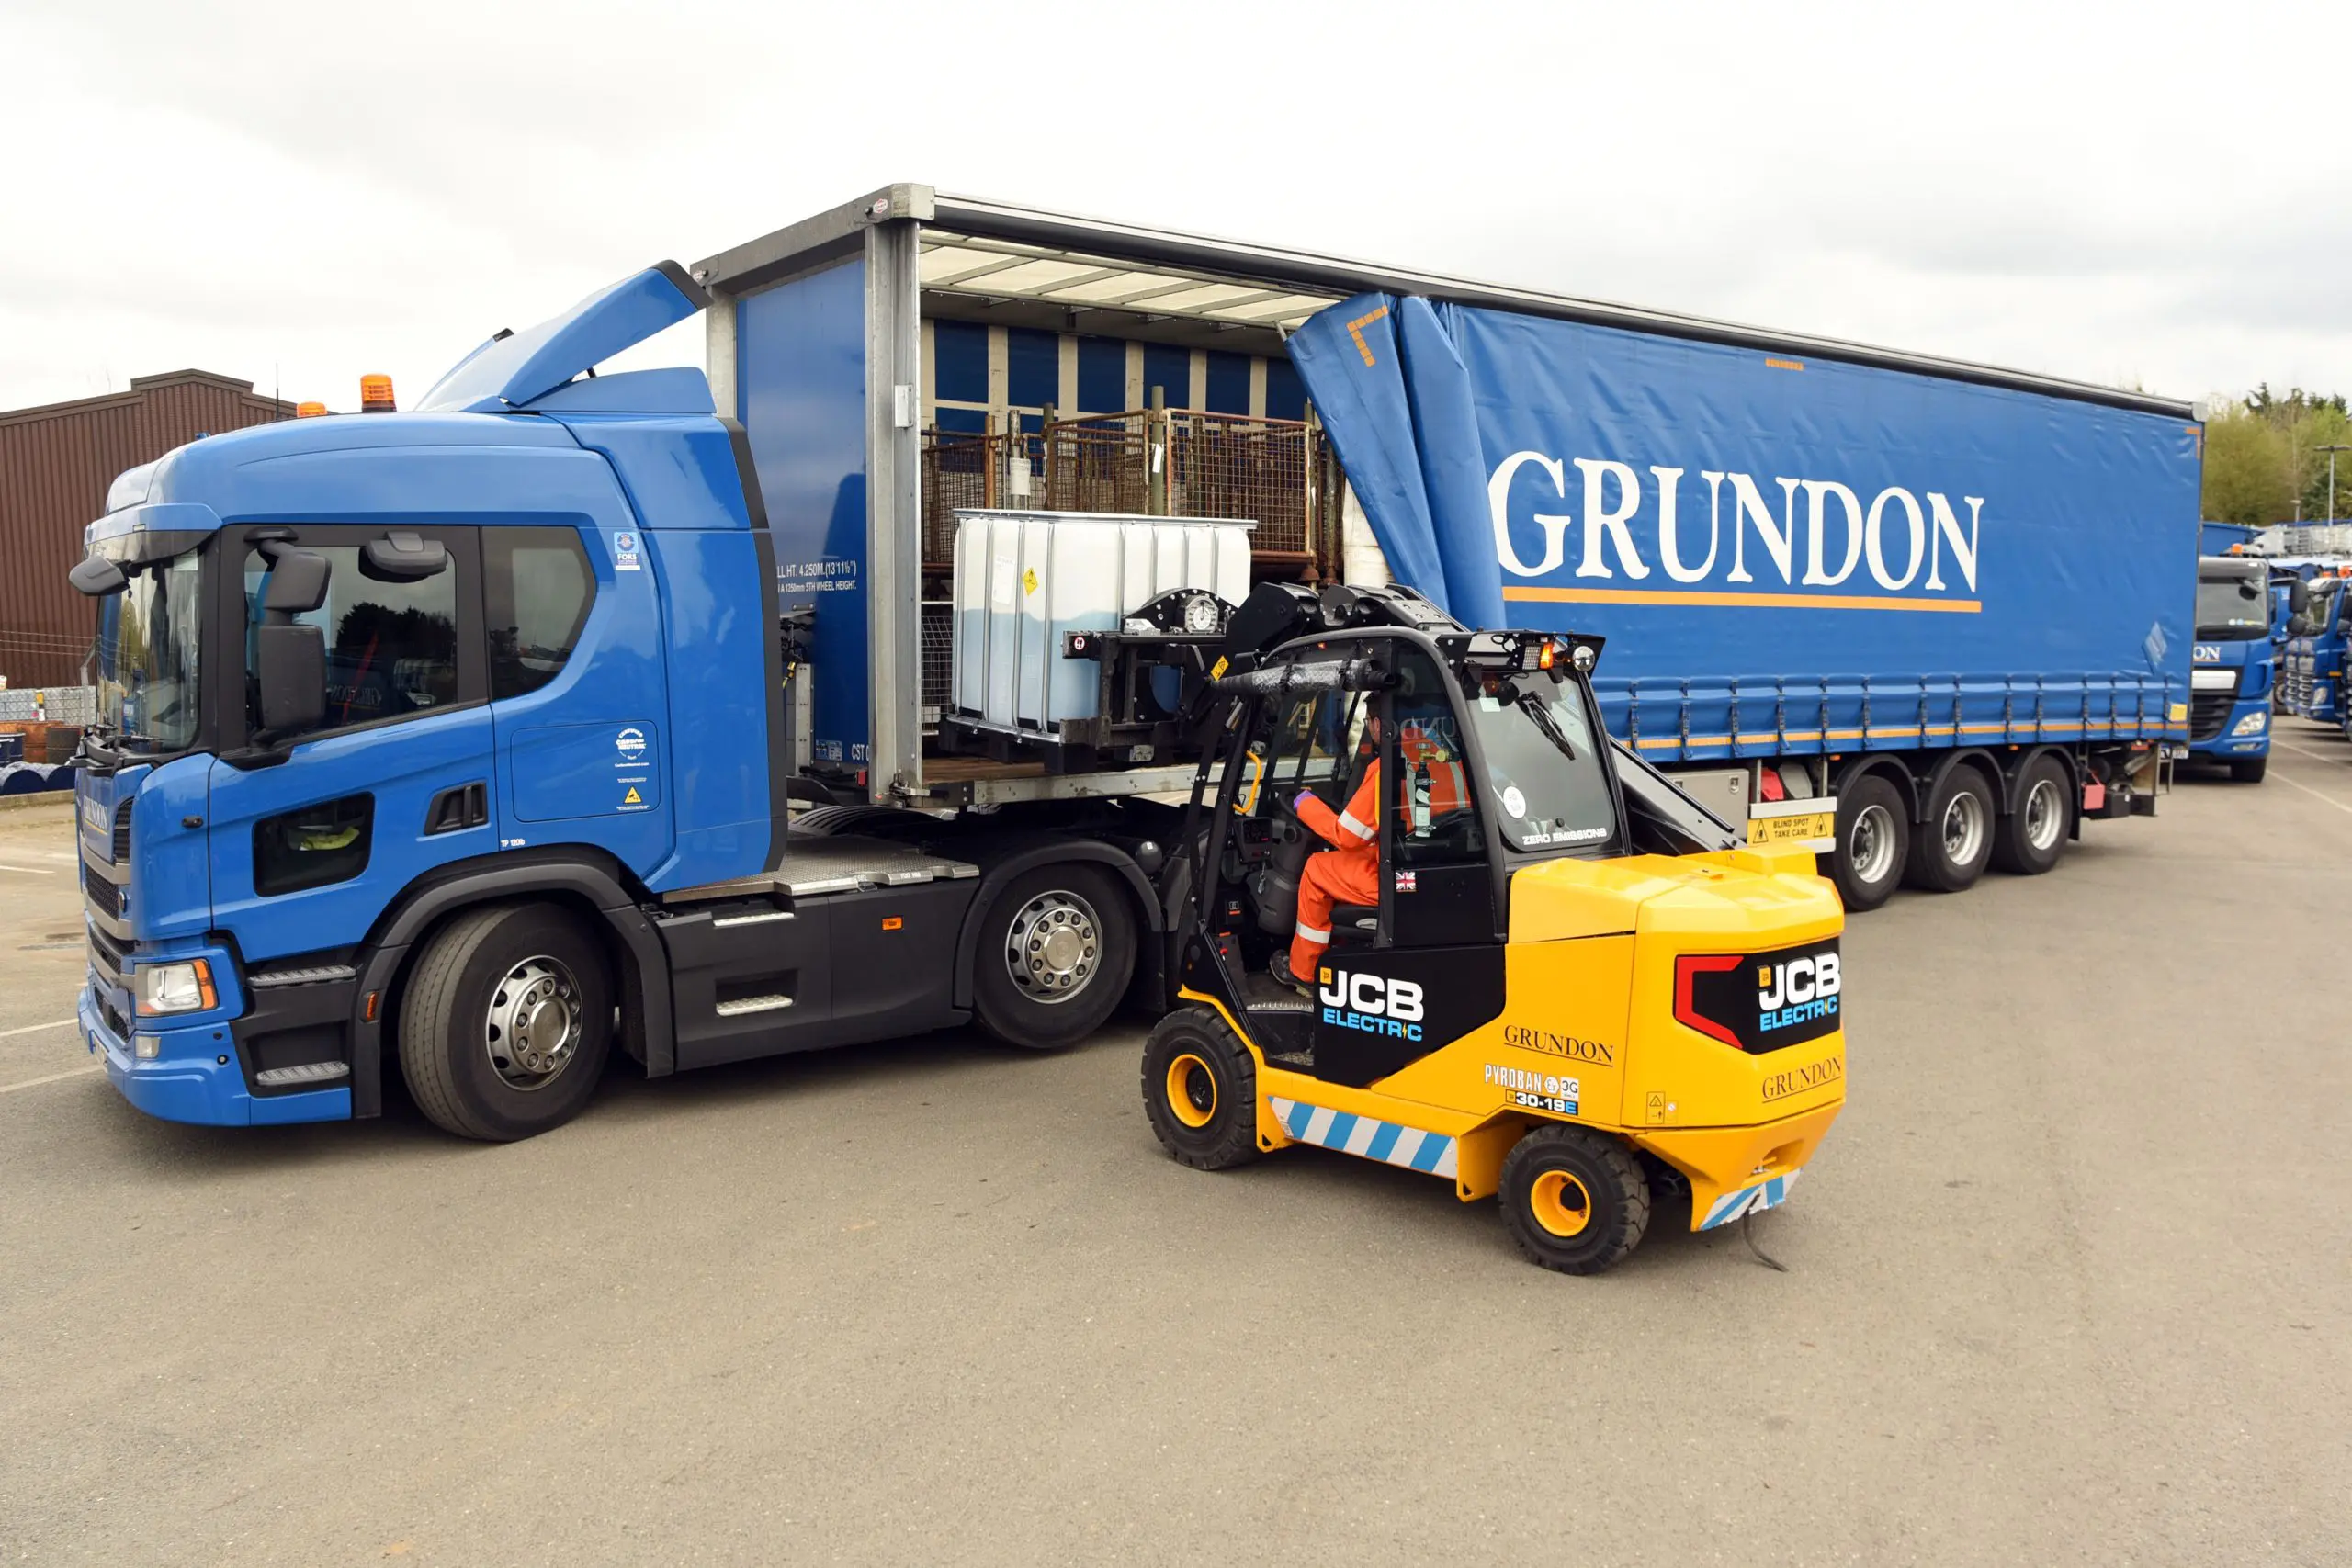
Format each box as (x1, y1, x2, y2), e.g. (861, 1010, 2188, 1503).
(920, 428, 1048, 571)
(928, 408, 1340, 581)
(1043, 412, 1154, 517)
(1163, 410, 1317, 564)
(0, 685, 96, 724)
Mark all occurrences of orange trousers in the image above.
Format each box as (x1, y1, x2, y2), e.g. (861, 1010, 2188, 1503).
(1289, 846, 1380, 979)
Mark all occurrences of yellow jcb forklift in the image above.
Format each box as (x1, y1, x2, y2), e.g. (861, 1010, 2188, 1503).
(1140, 583, 1847, 1274)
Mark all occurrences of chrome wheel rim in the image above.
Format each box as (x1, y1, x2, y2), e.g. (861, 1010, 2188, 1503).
(1849, 803, 1897, 885)
(1941, 789, 1987, 866)
(1003, 891, 1102, 1005)
(2022, 777, 2064, 852)
(485, 956, 582, 1091)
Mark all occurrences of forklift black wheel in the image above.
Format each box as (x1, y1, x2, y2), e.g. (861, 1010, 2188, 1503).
(1904, 765, 1996, 893)
(1498, 1124, 1651, 1275)
(971, 865, 1136, 1050)
(1824, 774, 1907, 913)
(1140, 1007, 1261, 1170)
(397, 902, 614, 1142)
(1991, 753, 2072, 875)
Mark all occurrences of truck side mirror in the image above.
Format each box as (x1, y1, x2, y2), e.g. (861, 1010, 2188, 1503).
(361, 532, 448, 582)
(2288, 581, 2311, 617)
(263, 548, 332, 614)
(69, 556, 127, 596)
(254, 547, 332, 738)
(255, 625, 326, 734)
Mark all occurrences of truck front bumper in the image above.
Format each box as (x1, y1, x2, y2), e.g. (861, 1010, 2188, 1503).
(2186, 699, 2270, 761)
(80, 985, 349, 1127)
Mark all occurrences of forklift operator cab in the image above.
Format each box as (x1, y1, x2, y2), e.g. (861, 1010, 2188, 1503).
(1144, 582, 1848, 1276)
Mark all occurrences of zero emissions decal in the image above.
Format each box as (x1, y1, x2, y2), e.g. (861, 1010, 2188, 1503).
(1487, 454, 1983, 615)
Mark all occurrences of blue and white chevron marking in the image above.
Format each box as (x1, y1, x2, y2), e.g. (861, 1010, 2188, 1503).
(1699, 1170, 1799, 1230)
(1269, 1098, 1457, 1179)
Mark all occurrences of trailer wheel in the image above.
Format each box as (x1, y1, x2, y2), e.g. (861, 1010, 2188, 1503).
(1992, 754, 2072, 875)
(1499, 1124, 1650, 1275)
(397, 902, 613, 1142)
(1140, 1006, 1261, 1170)
(1904, 766, 1996, 893)
(971, 864, 1136, 1050)
(2228, 756, 2267, 784)
(1825, 774, 1908, 912)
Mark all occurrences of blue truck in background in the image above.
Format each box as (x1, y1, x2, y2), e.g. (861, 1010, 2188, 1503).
(67, 186, 2198, 1140)
(2281, 568, 2351, 731)
(2184, 550, 2276, 780)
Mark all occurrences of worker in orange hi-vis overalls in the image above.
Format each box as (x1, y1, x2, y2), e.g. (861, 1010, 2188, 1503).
(1278, 757, 1384, 993)
(1275, 721, 1468, 994)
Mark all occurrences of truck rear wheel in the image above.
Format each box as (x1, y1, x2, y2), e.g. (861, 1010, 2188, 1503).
(1140, 1006, 1261, 1170)
(1499, 1124, 1651, 1275)
(397, 902, 613, 1142)
(1825, 775, 1907, 912)
(1905, 766, 1996, 893)
(1992, 754, 2072, 875)
(971, 864, 1136, 1050)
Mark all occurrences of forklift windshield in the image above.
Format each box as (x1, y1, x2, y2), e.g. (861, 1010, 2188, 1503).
(1459, 669, 1616, 852)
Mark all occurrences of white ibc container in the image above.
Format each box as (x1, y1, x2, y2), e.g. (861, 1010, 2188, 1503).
(951, 510, 1254, 734)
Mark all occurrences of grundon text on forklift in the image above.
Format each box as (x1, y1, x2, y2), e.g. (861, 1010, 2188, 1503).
(1139, 582, 1848, 1276)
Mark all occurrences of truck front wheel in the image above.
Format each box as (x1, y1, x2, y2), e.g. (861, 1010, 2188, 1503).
(397, 902, 614, 1141)
(1826, 775, 1908, 912)
(2228, 756, 2267, 784)
(971, 865, 1136, 1050)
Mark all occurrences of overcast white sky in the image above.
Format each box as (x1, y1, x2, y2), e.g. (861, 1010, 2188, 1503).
(3, 0, 2346, 415)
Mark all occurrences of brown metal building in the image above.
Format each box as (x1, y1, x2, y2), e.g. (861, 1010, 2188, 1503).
(0, 370, 294, 688)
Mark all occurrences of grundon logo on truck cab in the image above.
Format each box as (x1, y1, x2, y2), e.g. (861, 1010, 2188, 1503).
(1672, 941, 1843, 1054)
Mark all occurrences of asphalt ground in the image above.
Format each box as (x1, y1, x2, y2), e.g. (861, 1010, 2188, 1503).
(2, 733, 2347, 1566)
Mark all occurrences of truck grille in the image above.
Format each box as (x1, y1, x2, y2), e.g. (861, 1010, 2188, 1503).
(87, 923, 128, 985)
(2189, 692, 2233, 741)
(85, 873, 123, 921)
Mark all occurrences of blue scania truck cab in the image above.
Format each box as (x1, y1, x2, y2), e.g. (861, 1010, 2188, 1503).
(67, 263, 1226, 1138)
(2185, 554, 2274, 781)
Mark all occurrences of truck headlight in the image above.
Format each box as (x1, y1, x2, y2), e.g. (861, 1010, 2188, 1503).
(135, 958, 218, 1016)
(2232, 710, 2267, 736)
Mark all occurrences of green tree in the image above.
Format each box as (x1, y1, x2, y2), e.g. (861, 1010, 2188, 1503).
(2202, 400, 2291, 525)
(2200, 386, 2352, 524)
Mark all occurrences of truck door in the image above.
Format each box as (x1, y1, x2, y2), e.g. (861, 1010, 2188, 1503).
(207, 525, 493, 963)
(1306, 643, 1506, 1088)
(485, 525, 673, 876)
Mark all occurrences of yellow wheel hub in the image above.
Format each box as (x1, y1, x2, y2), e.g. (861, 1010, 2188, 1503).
(1166, 1053, 1217, 1128)
(1529, 1169, 1592, 1238)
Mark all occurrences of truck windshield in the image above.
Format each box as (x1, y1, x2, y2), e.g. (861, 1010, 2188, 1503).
(1464, 672, 1619, 852)
(2196, 568, 2268, 639)
(95, 547, 204, 754)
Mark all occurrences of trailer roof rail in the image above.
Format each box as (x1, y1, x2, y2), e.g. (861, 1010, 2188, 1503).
(694, 183, 2193, 420)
